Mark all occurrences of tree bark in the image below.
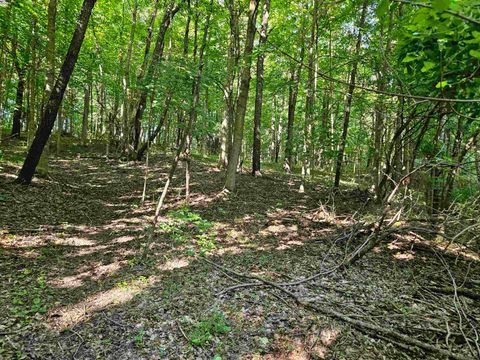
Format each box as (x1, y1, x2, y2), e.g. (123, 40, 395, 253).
(299, 0, 318, 193)
(27, 4, 38, 145)
(11, 67, 25, 138)
(284, 44, 304, 171)
(154, 3, 211, 222)
(252, 0, 270, 176)
(136, 94, 172, 160)
(81, 81, 90, 146)
(333, 0, 368, 188)
(45, 0, 57, 102)
(132, 2, 182, 154)
(224, 0, 259, 192)
(219, 0, 241, 168)
(17, 0, 97, 184)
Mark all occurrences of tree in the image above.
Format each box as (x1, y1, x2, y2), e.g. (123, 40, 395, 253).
(333, 0, 368, 189)
(252, 0, 270, 177)
(17, 0, 98, 184)
(224, 0, 259, 192)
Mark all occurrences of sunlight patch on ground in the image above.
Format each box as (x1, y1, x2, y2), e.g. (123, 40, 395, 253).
(49, 260, 127, 289)
(390, 233, 479, 262)
(394, 251, 415, 261)
(53, 236, 96, 246)
(260, 224, 298, 237)
(47, 276, 158, 330)
(67, 244, 110, 257)
(0, 234, 96, 248)
(157, 257, 190, 271)
(216, 245, 243, 256)
(258, 328, 340, 360)
(110, 235, 135, 244)
(275, 240, 304, 251)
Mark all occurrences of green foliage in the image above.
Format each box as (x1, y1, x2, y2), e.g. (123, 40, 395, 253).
(10, 271, 49, 324)
(189, 311, 231, 347)
(432, 0, 451, 12)
(451, 185, 478, 203)
(166, 207, 216, 254)
(134, 328, 146, 348)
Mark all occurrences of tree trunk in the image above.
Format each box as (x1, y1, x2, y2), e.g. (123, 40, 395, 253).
(136, 94, 172, 160)
(27, 4, 38, 145)
(284, 45, 304, 171)
(124, 0, 137, 152)
(299, 0, 318, 193)
(224, 0, 259, 192)
(333, 0, 368, 188)
(252, 0, 270, 176)
(132, 2, 181, 155)
(219, 0, 241, 168)
(154, 4, 211, 222)
(81, 81, 90, 146)
(476, 143, 480, 191)
(11, 67, 25, 138)
(45, 0, 57, 102)
(17, 0, 97, 184)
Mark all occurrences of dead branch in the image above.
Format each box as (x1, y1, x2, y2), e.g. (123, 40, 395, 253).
(426, 286, 480, 301)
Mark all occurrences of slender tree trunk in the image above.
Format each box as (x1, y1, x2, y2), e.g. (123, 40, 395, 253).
(17, 0, 97, 184)
(81, 81, 90, 146)
(124, 0, 137, 152)
(300, 0, 318, 193)
(441, 124, 479, 209)
(184, 6, 198, 204)
(132, 2, 181, 155)
(45, 0, 57, 102)
(333, 0, 368, 188)
(252, 0, 270, 176)
(219, 0, 240, 168)
(56, 101, 62, 155)
(11, 67, 25, 138)
(136, 94, 172, 160)
(27, 4, 38, 145)
(284, 45, 304, 171)
(476, 143, 480, 191)
(154, 3, 211, 222)
(224, 0, 259, 192)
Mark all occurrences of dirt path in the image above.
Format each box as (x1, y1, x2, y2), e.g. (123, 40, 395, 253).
(1, 154, 478, 359)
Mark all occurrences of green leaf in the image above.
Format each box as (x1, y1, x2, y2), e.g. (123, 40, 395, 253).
(432, 0, 450, 12)
(435, 81, 449, 89)
(376, 0, 389, 20)
(470, 49, 480, 59)
(421, 61, 436, 72)
(402, 54, 417, 63)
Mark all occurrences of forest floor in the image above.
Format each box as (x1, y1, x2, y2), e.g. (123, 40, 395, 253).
(1, 143, 479, 360)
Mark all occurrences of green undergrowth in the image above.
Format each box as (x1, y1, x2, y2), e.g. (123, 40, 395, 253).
(155, 206, 217, 256)
(188, 310, 231, 347)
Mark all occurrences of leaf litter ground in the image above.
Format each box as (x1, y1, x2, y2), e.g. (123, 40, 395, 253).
(1, 149, 479, 359)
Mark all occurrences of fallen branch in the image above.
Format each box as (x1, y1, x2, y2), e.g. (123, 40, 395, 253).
(426, 286, 480, 301)
(203, 256, 472, 360)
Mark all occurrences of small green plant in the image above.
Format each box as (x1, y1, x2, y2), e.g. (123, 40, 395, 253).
(189, 311, 231, 347)
(195, 232, 217, 255)
(134, 328, 145, 348)
(10, 275, 49, 324)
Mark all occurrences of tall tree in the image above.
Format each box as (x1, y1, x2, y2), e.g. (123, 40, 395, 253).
(333, 0, 368, 188)
(17, 0, 98, 184)
(299, 0, 318, 193)
(219, 0, 240, 168)
(224, 0, 259, 192)
(154, 2, 212, 222)
(252, 0, 270, 176)
(132, 1, 182, 155)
